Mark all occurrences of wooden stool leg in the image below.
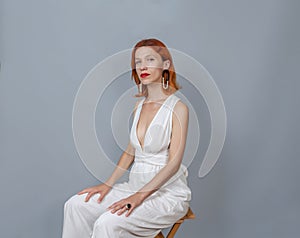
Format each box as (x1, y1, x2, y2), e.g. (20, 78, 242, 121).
(155, 208, 195, 238)
(166, 223, 182, 238)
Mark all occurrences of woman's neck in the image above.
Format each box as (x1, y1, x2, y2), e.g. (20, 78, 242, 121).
(145, 83, 169, 101)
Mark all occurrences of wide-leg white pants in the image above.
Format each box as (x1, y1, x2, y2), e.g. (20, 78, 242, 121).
(62, 185, 188, 238)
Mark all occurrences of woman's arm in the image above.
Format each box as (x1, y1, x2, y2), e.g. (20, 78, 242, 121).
(78, 101, 140, 202)
(78, 142, 135, 202)
(105, 100, 141, 186)
(104, 142, 135, 187)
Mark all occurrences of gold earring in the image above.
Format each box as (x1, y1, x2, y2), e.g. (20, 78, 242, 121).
(162, 69, 169, 90)
(138, 83, 143, 94)
(162, 77, 169, 89)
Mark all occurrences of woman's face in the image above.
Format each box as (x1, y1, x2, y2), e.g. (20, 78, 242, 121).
(134, 46, 170, 85)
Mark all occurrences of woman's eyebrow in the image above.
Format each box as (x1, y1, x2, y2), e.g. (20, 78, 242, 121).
(135, 54, 155, 60)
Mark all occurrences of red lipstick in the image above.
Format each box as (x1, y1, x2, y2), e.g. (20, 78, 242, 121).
(140, 73, 150, 78)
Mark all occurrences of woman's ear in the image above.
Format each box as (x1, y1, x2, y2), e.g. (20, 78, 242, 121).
(163, 60, 170, 70)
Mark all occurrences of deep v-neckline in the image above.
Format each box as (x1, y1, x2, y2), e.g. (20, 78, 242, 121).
(135, 94, 173, 151)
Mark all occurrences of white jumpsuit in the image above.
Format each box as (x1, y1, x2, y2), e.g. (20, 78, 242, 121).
(62, 94, 192, 238)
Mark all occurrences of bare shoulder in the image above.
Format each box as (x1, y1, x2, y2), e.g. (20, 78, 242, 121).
(171, 100, 189, 138)
(173, 100, 189, 117)
(134, 98, 143, 109)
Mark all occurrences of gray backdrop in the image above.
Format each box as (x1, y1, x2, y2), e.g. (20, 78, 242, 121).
(1, 0, 299, 237)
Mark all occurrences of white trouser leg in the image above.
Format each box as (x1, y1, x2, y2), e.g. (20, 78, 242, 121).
(92, 212, 125, 238)
(62, 187, 188, 238)
(91, 210, 161, 238)
(62, 193, 106, 238)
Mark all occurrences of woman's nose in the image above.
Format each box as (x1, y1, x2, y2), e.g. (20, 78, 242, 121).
(140, 61, 148, 70)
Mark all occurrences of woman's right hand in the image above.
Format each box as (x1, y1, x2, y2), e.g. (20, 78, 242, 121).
(77, 183, 112, 203)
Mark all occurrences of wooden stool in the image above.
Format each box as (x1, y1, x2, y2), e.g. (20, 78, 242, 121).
(155, 207, 195, 238)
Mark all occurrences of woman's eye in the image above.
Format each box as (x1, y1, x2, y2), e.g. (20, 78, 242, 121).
(135, 61, 141, 65)
(147, 58, 155, 61)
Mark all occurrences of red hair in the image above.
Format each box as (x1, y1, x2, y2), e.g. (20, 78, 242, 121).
(131, 38, 181, 96)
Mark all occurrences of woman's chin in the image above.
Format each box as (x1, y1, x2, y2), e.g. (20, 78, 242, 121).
(140, 79, 161, 86)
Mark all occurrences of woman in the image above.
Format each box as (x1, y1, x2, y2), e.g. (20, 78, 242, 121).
(62, 38, 192, 238)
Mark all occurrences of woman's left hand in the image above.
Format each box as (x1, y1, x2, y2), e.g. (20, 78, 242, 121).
(107, 193, 144, 217)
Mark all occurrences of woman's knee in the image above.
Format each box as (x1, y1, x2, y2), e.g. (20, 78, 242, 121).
(64, 194, 87, 211)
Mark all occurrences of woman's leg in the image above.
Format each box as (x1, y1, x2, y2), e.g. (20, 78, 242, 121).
(90, 197, 188, 238)
(62, 193, 106, 238)
(91, 210, 161, 238)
